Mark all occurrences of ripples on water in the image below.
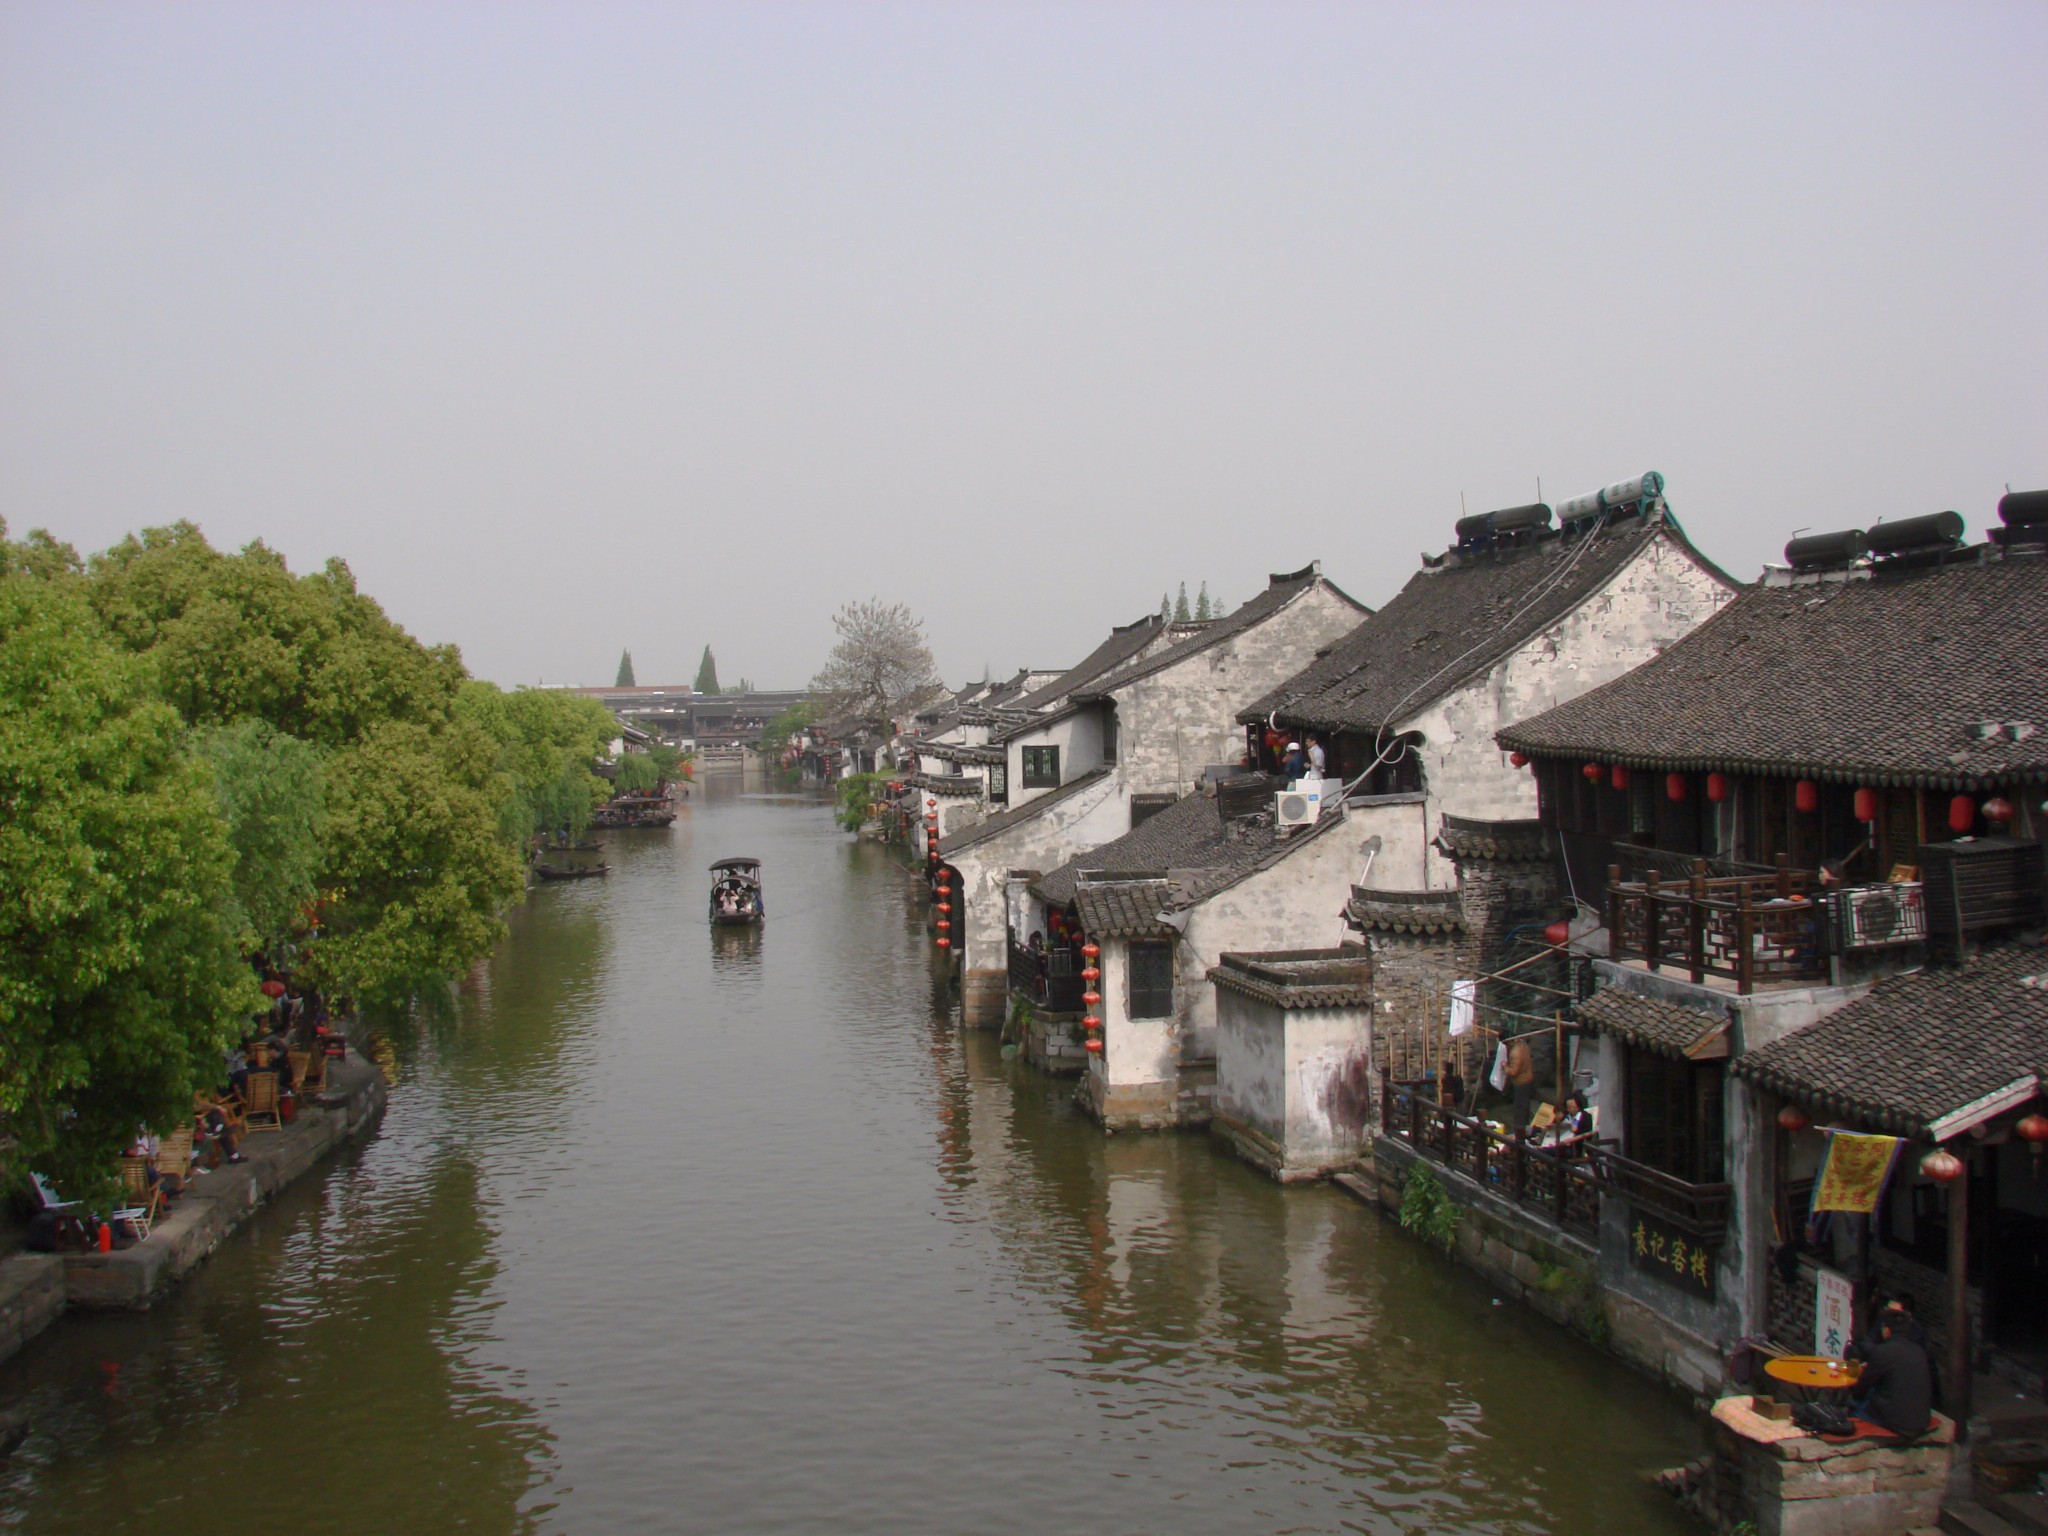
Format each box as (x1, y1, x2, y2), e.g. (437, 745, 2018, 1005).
(0, 783, 1701, 1534)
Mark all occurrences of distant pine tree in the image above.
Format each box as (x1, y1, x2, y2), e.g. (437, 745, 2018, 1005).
(616, 649, 636, 687)
(1174, 583, 1190, 622)
(694, 645, 720, 694)
(1194, 583, 1211, 621)
(1159, 593, 1171, 622)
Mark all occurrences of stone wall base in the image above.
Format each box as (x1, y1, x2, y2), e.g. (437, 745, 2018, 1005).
(0, 1253, 66, 1367)
(1210, 1109, 1350, 1183)
(1699, 1396, 1955, 1536)
(1080, 1064, 1215, 1133)
(961, 968, 1007, 1030)
(1022, 1008, 1088, 1076)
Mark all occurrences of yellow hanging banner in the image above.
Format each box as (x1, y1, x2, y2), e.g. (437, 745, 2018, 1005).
(1811, 1132, 1902, 1214)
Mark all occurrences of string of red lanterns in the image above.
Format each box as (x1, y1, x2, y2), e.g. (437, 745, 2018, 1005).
(1080, 941, 1103, 1054)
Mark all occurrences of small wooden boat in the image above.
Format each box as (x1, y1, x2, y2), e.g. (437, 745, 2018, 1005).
(709, 857, 764, 924)
(534, 861, 610, 882)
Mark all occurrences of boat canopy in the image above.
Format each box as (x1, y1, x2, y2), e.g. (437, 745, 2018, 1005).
(710, 857, 762, 872)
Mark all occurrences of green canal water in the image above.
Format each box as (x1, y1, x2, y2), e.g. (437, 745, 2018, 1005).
(0, 785, 1703, 1534)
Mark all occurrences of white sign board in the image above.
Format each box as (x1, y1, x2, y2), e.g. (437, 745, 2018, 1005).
(1815, 1268, 1855, 1358)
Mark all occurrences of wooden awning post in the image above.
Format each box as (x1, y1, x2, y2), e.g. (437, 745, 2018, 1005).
(1947, 1150, 1972, 1428)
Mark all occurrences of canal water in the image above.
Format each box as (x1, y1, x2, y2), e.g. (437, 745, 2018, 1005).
(1, 786, 1702, 1534)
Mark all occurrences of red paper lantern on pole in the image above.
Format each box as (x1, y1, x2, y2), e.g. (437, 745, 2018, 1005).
(2015, 1113, 2048, 1152)
(1853, 787, 1878, 823)
(1543, 919, 1571, 947)
(1080, 965, 1100, 983)
(936, 937, 950, 949)
(1777, 1104, 1810, 1132)
(1081, 941, 1100, 961)
(1583, 763, 1602, 782)
(1794, 779, 1819, 814)
(1084, 1038, 1103, 1053)
(1611, 765, 1630, 791)
(1983, 797, 2015, 825)
(1509, 751, 1529, 768)
(1081, 1014, 1101, 1031)
(1666, 773, 1687, 802)
(1081, 990, 1101, 1008)
(936, 901, 951, 913)
(1706, 772, 1729, 803)
(1949, 796, 1976, 834)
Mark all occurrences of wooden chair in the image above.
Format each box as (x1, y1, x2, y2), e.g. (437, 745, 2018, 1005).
(289, 1049, 322, 1094)
(116, 1156, 163, 1239)
(159, 1128, 198, 1188)
(242, 1071, 283, 1132)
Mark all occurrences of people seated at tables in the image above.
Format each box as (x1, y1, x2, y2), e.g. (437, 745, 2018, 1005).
(193, 1093, 248, 1165)
(126, 1129, 171, 1197)
(1848, 1307, 1935, 1436)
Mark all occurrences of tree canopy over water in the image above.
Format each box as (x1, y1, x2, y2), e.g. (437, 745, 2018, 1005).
(0, 518, 616, 1189)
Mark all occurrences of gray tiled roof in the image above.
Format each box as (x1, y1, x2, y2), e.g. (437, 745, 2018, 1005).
(1436, 815, 1553, 863)
(1575, 989, 1731, 1060)
(937, 768, 1114, 855)
(1732, 942, 2048, 1136)
(1074, 880, 1178, 940)
(1209, 949, 1375, 1009)
(1344, 887, 1465, 934)
(1008, 616, 1169, 716)
(1497, 552, 2048, 789)
(1032, 787, 1345, 913)
(1243, 518, 1728, 736)
(1072, 565, 1367, 701)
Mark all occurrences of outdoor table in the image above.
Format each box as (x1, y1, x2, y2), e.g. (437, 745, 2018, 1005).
(1763, 1355, 1861, 1404)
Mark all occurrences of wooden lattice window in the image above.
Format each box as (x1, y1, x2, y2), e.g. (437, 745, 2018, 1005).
(1021, 746, 1060, 789)
(1127, 941, 1175, 1020)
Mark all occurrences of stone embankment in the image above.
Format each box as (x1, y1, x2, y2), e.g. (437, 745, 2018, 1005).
(0, 1055, 387, 1367)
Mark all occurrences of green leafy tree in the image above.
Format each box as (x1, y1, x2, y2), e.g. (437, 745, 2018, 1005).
(616, 649, 635, 687)
(834, 771, 890, 832)
(192, 719, 329, 962)
(311, 719, 525, 1005)
(456, 682, 616, 845)
(694, 645, 720, 694)
(1195, 582, 1211, 620)
(1174, 583, 1190, 621)
(1, 529, 257, 1190)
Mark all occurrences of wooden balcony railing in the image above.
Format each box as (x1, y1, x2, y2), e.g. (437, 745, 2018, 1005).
(1378, 1077, 1600, 1236)
(1606, 854, 1826, 993)
(1378, 1075, 1733, 1242)
(1007, 941, 1083, 1013)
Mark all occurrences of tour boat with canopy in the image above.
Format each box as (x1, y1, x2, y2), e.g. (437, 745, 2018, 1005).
(709, 858, 764, 925)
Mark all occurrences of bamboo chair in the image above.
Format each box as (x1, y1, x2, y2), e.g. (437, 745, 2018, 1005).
(158, 1128, 198, 1190)
(242, 1071, 284, 1132)
(116, 1156, 162, 1239)
(289, 1049, 322, 1094)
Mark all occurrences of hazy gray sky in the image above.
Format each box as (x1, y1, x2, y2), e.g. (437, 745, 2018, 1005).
(4, 3, 2042, 690)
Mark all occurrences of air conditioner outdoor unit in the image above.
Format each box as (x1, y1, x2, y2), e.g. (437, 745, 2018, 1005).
(1832, 882, 1928, 951)
(1275, 783, 1322, 827)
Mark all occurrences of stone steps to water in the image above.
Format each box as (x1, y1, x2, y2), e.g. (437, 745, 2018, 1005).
(1991, 1490, 2048, 1536)
(1944, 1499, 2027, 1536)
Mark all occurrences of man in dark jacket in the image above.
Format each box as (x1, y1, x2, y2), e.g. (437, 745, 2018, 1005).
(1851, 1313, 1934, 1436)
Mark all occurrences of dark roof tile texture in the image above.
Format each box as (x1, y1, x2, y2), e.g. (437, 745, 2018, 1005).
(1074, 881, 1178, 940)
(1498, 553, 2048, 788)
(938, 768, 1114, 855)
(1242, 519, 1722, 735)
(1575, 988, 1731, 1060)
(1732, 943, 2048, 1136)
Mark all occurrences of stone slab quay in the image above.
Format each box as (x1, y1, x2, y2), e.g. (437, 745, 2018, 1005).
(1702, 1394, 1958, 1536)
(61, 1058, 388, 1312)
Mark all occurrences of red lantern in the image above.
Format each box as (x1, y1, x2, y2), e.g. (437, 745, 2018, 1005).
(926, 798, 937, 810)
(1509, 751, 1529, 768)
(1920, 1147, 1964, 1183)
(1794, 779, 1819, 814)
(1707, 772, 1729, 803)
(1983, 797, 2015, 825)
(935, 919, 949, 930)
(1081, 942, 1100, 960)
(1583, 763, 1602, 782)
(1853, 787, 1878, 823)
(1081, 1014, 1101, 1031)
(1949, 796, 1976, 834)
(1543, 919, 1571, 947)
(1777, 1104, 1809, 1132)
(936, 937, 950, 949)
(1611, 765, 1630, 790)
(1080, 966, 1100, 983)
(936, 901, 951, 913)
(1081, 990, 1101, 1007)
(2015, 1113, 2048, 1149)
(1666, 773, 1687, 802)
(1084, 1038, 1103, 1053)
